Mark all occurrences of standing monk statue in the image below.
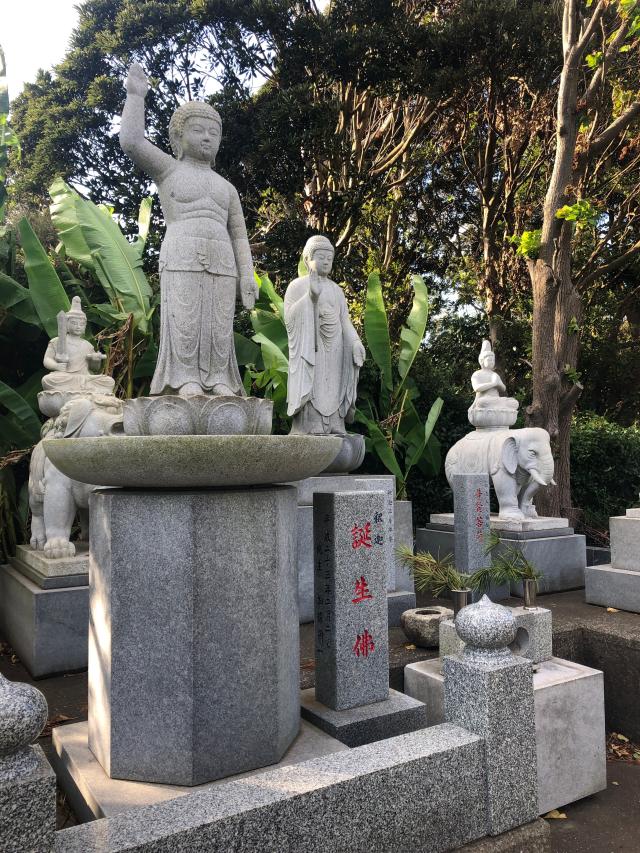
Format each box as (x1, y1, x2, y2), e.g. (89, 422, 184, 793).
(285, 236, 365, 435)
(120, 63, 257, 397)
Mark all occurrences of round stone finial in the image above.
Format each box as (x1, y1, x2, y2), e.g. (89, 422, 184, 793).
(0, 674, 48, 780)
(455, 594, 516, 664)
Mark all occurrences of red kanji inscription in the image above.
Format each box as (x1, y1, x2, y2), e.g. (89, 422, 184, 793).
(352, 575, 373, 604)
(351, 521, 372, 549)
(353, 629, 375, 657)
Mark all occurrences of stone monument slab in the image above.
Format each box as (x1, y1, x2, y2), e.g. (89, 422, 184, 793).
(313, 490, 389, 710)
(451, 473, 491, 574)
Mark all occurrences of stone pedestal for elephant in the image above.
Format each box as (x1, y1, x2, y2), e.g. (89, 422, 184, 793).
(293, 474, 415, 625)
(416, 516, 586, 595)
(586, 507, 640, 612)
(0, 560, 89, 678)
(88, 486, 300, 785)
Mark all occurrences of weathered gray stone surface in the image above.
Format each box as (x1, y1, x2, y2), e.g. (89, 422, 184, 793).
(416, 524, 586, 596)
(0, 745, 56, 853)
(285, 235, 365, 438)
(510, 607, 553, 664)
(0, 564, 88, 677)
(533, 658, 605, 814)
(300, 687, 426, 746)
(430, 513, 569, 532)
(444, 597, 537, 836)
(455, 818, 551, 853)
(439, 617, 465, 659)
(13, 543, 88, 589)
(89, 486, 300, 785)
(52, 719, 348, 821)
(394, 498, 414, 591)
(401, 606, 453, 648)
(44, 433, 341, 488)
(406, 655, 605, 815)
(387, 590, 416, 627)
(313, 490, 389, 710)
(452, 473, 491, 574)
(55, 726, 488, 853)
(585, 564, 640, 611)
(123, 394, 273, 436)
(610, 514, 640, 571)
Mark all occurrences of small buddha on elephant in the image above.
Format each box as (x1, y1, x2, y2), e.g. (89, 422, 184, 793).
(468, 340, 519, 429)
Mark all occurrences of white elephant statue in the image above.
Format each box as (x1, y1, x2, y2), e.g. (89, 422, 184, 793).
(445, 427, 555, 522)
(29, 396, 123, 559)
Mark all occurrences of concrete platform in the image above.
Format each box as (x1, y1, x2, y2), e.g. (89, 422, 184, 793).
(51, 718, 349, 822)
(0, 563, 88, 677)
(416, 524, 586, 595)
(404, 656, 606, 815)
(300, 687, 426, 746)
(430, 512, 569, 533)
(585, 564, 640, 613)
(12, 543, 88, 589)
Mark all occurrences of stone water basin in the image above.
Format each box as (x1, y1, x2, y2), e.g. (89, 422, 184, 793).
(43, 434, 342, 488)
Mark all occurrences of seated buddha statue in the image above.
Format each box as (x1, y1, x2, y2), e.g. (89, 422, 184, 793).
(41, 297, 115, 397)
(468, 339, 518, 429)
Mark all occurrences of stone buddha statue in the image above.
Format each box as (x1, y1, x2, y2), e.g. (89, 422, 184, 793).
(468, 339, 518, 429)
(119, 62, 257, 398)
(41, 297, 115, 398)
(285, 235, 365, 438)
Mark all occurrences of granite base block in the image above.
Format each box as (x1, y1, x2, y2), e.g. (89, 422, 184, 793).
(12, 543, 89, 589)
(55, 725, 488, 853)
(454, 818, 551, 853)
(0, 744, 56, 853)
(405, 656, 606, 815)
(610, 515, 640, 571)
(89, 486, 300, 785)
(0, 564, 88, 677)
(585, 564, 640, 613)
(300, 687, 427, 746)
(439, 617, 464, 658)
(416, 525, 586, 595)
(387, 590, 416, 627)
(511, 607, 553, 664)
(51, 719, 349, 821)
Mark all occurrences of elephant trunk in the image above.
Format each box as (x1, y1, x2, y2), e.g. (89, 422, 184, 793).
(529, 456, 554, 487)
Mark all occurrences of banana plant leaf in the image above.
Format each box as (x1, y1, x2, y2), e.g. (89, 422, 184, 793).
(354, 408, 404, 482)
(398, 275, 429, 383)
(0, 271, 41, 326)
(131, 196, 153, 259)
(18, 218, 70, 336)
(251, 308, 289, 356)
(255, 271, 284, 318)
(0, 380, 42, 450)
(253, 333, 289, 373)
(49, 179, 152, 333)
(363, 271, 393, 405)
(234, 332, 261, 366)
(404, 397, 443, 473)
(133, 340, 159, 380)
(418, 433, 442, 478)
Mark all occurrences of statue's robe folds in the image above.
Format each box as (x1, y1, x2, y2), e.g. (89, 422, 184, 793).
(284, 275, 361, 435)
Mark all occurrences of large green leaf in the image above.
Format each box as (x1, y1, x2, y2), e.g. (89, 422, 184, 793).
(0, 271, 41, 326)
(132, 196, 153, 259)
(253, 333, 289, 372)
(251, 308, 289, 356)
(256, 271, 284, 318)
(0, 380, 42, 449)
(354, 408, 404, 481)
(405, 397, 444, 472)
(398, 275, 429, 382)
(363, 271, 393, 399)
(18, 218, 70, 337)
(49, 179, 152, 333)
(298, 252, 309, 277)
(234, 332, 260, 366)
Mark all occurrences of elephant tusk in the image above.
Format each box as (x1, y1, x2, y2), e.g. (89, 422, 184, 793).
(550, 478, 557, 486)
(529, 468, 547, 486)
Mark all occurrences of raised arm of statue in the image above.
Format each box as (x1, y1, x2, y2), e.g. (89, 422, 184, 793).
(119, 63, 174, 183)
(228, 185, 257, 309)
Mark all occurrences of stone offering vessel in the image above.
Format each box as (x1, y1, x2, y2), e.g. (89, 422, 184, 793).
(284, 235, 366, 471)
(445, 339, 555, 521)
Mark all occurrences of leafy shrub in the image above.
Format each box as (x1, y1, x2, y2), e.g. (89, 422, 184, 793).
(571, 413, 640, 539)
